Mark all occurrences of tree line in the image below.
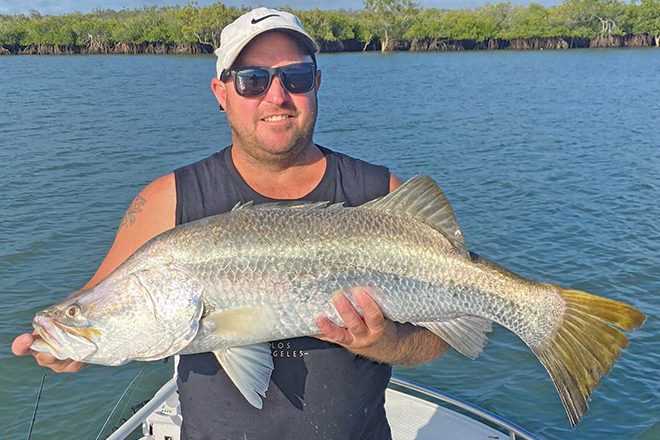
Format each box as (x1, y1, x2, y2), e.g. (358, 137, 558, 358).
(0, 0, 658, 53)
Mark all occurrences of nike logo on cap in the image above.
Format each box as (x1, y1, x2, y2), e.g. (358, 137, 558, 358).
(251, 14, 279, 24)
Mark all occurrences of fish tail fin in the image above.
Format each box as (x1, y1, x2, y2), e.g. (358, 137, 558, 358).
(531, 287, 645, 427)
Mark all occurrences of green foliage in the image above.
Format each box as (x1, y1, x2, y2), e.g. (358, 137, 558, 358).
(0, 16, 29, 45)
(363, 0, 421, 50)
(177, 2, 242, 46)
(631, 0, 660, 36)
(405, 9, 449, 39)
(0, 1, 658, 49)
(112, 7, 182, 43)
(297, 9, 361, 42)
(503, 4, 553, 39)
(552, 0, 630, 38)
(478, 2, 515, 38)
(71, 15, 116, 45)
(22, 15, 80, 45)
(438, 9, 498, 41)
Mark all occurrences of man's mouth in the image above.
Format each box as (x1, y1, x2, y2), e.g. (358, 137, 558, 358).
(262, 115, 292, 122)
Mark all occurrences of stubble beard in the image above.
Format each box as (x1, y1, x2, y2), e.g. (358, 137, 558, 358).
(228, 97, 318, 168)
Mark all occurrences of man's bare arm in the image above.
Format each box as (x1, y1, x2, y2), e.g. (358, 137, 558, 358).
(84, 173, 176, 289)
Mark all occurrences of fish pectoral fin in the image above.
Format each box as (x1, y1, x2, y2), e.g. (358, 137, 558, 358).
(418, 315, 493, 359)
(213, 343, 274, 409)
(205, 306, 278, 344)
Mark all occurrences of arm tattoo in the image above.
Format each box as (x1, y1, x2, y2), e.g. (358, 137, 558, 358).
(120, 195, 147, 229)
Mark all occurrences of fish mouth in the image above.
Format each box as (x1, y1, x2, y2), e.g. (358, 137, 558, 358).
(31, 315, 99, 361)
(52, 319, 102, 340)
(33, 315, 63, 349)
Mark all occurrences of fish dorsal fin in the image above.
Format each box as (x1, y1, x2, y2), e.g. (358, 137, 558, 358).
(361, 176, 468, 256)
(232, 200, 344, 211)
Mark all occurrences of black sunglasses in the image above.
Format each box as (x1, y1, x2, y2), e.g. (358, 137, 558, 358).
(220, 62, 317, 98)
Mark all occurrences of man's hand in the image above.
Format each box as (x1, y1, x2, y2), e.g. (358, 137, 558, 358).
(315, 287, 449, 365)
(316, 288, 399, 359)
(11, 333, 86, 373)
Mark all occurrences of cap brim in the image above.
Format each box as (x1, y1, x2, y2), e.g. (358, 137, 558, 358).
(216, 27, 318, 74)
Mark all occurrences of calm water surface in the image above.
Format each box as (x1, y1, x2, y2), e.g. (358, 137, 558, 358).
(1, 49, 659, 439)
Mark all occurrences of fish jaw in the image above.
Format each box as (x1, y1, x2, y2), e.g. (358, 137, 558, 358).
(31, 314, 98, 362)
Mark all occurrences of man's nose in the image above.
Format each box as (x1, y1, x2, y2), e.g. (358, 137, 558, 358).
(263, 76, 289, 106)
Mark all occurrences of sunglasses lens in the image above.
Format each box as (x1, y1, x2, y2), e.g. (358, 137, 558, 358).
(235, 68, 270, 97)
(229, 64, 316, 97)
(281, 64, 315, 93)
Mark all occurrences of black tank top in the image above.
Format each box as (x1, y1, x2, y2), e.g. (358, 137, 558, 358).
(174, 145, 393, 440)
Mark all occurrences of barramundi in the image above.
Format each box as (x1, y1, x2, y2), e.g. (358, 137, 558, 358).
(30, 176, 645, 426)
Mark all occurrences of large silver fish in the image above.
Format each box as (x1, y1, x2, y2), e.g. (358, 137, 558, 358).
(30, 176, 645, 426)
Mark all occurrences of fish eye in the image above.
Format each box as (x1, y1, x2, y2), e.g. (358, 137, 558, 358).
(65, 304, 81, 318)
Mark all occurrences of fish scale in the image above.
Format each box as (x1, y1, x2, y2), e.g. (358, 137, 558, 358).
(165, 206, 568, 355)
(30, 176, 645, 425)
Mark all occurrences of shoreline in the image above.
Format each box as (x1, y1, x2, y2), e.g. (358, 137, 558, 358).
(1, 35, 657, 56)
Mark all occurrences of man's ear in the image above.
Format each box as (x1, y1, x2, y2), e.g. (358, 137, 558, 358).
(211, 78, 227, 110)
(315, 69, 322, 91)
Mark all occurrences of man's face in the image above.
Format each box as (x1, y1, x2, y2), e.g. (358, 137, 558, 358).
(212, 31, 321, 164)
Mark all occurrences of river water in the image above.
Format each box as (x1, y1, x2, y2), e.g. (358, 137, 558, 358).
(1, 49, 659, 439)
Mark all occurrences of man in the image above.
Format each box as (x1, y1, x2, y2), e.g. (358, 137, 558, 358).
(12, 8, 447, 439)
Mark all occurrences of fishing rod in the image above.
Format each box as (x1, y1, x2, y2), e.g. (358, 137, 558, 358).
(95, 370, 143, 440)
(26, 374, 46, 440)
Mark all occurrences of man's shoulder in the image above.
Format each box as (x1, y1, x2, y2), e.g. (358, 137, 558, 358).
(142, 173, 176, 198)
(317, 145, 391, 202)
(318, 145, 389, 173)
(175, 147, 229, 174)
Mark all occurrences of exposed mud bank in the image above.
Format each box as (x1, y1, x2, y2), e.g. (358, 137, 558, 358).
(405, 34, 656, 51)
(1, 35, 656, 55)
(0, 42, 213, 55)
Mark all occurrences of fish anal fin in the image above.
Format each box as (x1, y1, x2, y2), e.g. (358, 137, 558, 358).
(214, 343, 274, 409)
(361, 176, 468, 257)
(418, 315, 492, 359)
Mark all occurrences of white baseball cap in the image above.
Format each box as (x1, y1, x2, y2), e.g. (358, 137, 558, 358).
(214, 8, 319, 78)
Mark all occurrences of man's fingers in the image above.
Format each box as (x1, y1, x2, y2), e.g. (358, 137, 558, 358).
(50, 360, 84, 373)
(13, 333, 86, 373)
(35, 352, 62, 367)
(14, 334, 64, 367)
(315, 317, 353, 345)
(63, 362, 86, 373)
(11, 333, 36, 356)
(333, 293, 368, 338)
(353, 289, 386, 332)
(35, 355, 85, 373)
(315, 288, 393, 354)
